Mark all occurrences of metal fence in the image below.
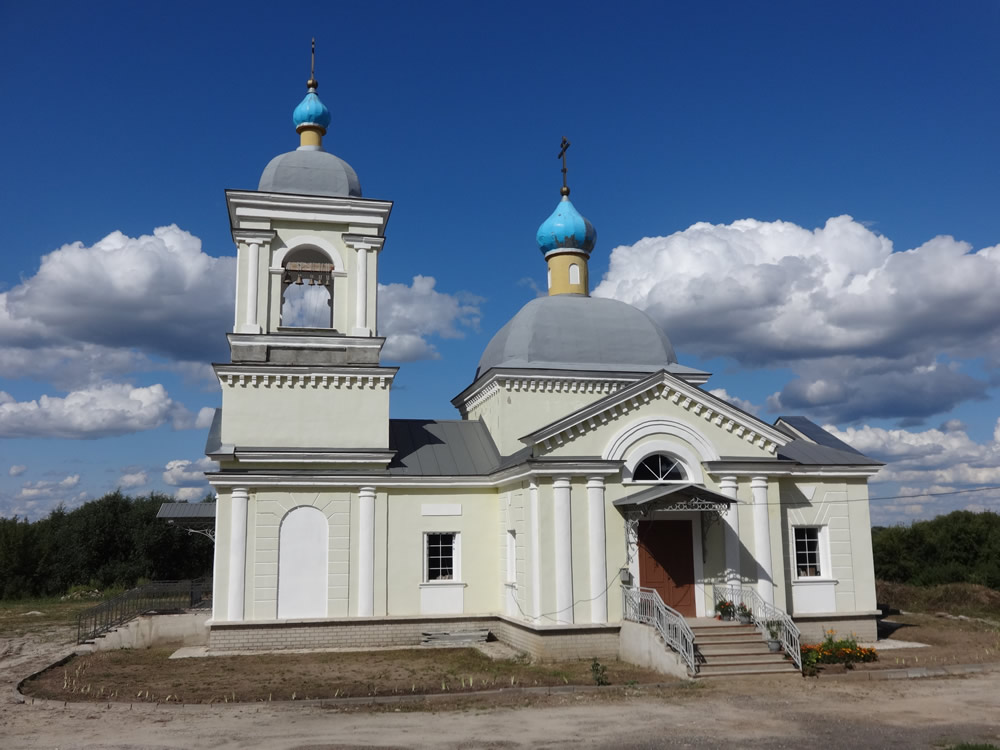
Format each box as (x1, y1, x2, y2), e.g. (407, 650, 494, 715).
(621, 585, 697, 675)
(76, 578, 212, 644)
(713, 584, 802, 671)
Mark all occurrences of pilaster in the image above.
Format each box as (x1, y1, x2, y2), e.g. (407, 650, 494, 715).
(752, 476, 774, 605)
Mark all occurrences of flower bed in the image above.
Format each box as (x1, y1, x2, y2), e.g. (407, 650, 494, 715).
(800, 630, 877, 674)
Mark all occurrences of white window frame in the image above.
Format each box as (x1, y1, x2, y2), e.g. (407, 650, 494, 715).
(791, 525, 832, 581)
(423, 531, 461, 583)
(630, 452, 687, 484)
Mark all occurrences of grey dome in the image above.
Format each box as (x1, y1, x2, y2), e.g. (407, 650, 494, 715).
(476, 295, 677, 379)
(258, 148, 362, 198)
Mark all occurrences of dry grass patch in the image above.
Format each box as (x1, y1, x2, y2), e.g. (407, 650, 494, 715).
(876, 581, 1000, 621)
(22, 647, 672, 704)
(0, 598, 96, 639)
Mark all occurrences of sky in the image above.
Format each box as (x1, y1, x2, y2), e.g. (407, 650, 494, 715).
(0, 1, 998, 525)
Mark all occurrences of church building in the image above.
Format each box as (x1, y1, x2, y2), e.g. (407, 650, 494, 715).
(197, 65, 883, 672)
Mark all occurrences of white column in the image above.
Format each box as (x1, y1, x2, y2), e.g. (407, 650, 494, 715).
(752, 476, 774, 605)
(357, 486, 376, 616)
(354, 246, 368, 335)
(721, 476, 741, 587)
(529, 480, 542, 622)
(227, 487, 249, 622)
(239, 242, 260, 333)
(553, 477, 574, 624)
(587, 477, 607, 624)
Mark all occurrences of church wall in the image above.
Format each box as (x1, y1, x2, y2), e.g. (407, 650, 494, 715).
(251, 490, 352, 620)
(776, 478, 878, 621)
(499, 485, 529, 619)
(476, 389, 616, 456)
(535, 480, 558, 622)
(569, 478, 591, 624)
(219, 382, 390, 449)
(383, 488, 500, 617)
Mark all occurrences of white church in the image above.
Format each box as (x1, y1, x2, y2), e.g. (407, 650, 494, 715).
(186, 65, 884, 674)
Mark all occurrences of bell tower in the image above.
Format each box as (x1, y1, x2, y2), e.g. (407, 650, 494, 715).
(212, 48, 396, 465)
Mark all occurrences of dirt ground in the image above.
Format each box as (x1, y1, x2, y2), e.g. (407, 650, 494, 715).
(2, 599, 1000, 748)
(3, 671, 1000, 748)
(20, 647, 671, 704)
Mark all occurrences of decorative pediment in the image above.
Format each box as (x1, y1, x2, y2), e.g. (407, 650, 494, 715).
(520, 370, 789, 457)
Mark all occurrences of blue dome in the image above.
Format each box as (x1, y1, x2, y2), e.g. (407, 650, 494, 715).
(536, 196, 596, 255)
(293, 90, 332, 130)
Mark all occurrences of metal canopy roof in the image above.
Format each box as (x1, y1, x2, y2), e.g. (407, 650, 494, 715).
(612, 483, 736, 509)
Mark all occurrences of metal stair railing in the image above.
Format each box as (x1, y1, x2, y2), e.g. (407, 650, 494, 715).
(621, 585, 697, 675)
(713, 584, 802, 672)
(75, 578, 212, 644)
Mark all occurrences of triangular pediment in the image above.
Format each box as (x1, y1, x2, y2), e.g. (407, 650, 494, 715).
(520, 370, 789, 459)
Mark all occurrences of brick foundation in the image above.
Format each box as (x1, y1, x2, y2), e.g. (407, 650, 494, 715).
(209, 615, 620, 662)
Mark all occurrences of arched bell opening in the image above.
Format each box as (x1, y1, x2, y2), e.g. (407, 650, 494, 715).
(280, 247, 336, 329)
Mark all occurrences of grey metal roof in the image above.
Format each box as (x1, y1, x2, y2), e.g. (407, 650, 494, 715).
(612, 483, 736, 508)
(258, 147, 362, 198)
(387, 419, 502, 476)
(774, 416, 882, 465)
(775, 416, 865, 455)
(776, 440, 882, 466)
(476, 295, 681, 380)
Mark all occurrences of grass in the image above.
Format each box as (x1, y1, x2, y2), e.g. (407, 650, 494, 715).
(0, 597, 99, 638)
(876, 581, 1000, 621)
(22, 647, 673, 705)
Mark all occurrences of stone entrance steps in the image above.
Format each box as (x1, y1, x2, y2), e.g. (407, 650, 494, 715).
(689, 620, 799, 677)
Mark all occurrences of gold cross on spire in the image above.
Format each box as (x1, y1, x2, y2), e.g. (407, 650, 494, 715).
(307, 38, 318, 89)
(558, 136, 571, 196)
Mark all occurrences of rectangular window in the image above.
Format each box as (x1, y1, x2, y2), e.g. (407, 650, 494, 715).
(794, 527, 822, 577)
(425, 532, 458, 581)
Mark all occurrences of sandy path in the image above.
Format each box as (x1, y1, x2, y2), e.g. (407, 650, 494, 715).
(3, 670, 999, 749)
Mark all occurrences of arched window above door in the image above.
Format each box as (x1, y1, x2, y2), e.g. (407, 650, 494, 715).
(632, 453, 686, 482)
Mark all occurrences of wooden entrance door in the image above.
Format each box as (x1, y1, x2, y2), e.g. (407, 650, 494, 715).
(638, 520, 695, 616)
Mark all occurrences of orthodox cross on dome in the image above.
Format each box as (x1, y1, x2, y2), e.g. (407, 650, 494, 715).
(558, 136, 571, 196)
(307, 38, 318, 89)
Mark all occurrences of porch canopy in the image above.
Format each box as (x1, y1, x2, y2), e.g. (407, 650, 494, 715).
(612, 483, 735, 514)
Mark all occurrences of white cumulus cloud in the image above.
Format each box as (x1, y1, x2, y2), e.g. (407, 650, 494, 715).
(174, 487, 208, 501)
(118, 471, 147, 489)
(828, 419, 1000, 487)
(595, 216, 1000, 423)
(163, 457, 218, 487)
(708, 388, 761, 416)
(0, 383, 178, 439)
(378, 275, 482, 361)
(8, 464, 26, 477)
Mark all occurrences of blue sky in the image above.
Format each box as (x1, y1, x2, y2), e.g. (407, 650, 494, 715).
(1, 1, 998, 523)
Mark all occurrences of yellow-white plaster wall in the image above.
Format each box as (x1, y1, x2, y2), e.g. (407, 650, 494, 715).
(220, 382, 390, 448)
(499, 486, 529, 617)
(468, 387, 625, 456)
(384, 488, 500, 616)
(250, 490, 352, 619)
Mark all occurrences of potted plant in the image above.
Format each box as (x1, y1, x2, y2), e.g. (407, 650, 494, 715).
(736, 602, 753, 624)
(715, 599, 735, 620)
(765, 621, 782, 652)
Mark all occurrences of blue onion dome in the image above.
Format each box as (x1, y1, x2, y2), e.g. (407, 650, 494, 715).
(536, 196, 597, 256)
(293, 82, 331, 131)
